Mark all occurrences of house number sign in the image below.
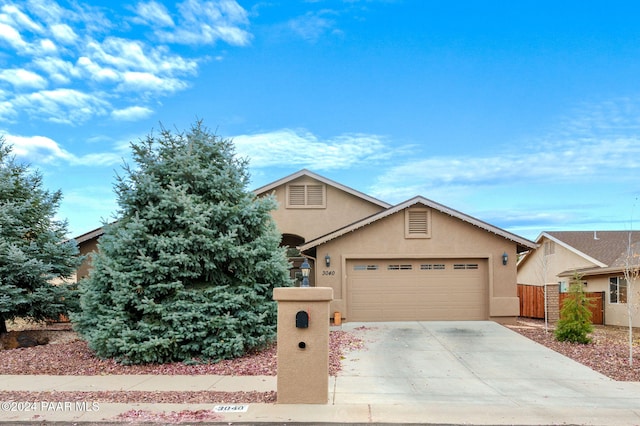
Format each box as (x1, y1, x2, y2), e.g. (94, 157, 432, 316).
(322, 270, 336, 276)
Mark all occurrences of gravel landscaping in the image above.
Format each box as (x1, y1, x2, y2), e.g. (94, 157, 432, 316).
(0, 321, 364, 376)
(1, 318, 638, 406)
(507, 318, 640, 381)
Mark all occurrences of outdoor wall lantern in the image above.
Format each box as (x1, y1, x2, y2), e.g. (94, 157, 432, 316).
(502, 252, 508, 266)
(300, 258, 311, 287)
(325, 254, 331, 267)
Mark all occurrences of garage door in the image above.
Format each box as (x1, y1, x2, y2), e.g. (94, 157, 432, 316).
(347, 259, 488, 321)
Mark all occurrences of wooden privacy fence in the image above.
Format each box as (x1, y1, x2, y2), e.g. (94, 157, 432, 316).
(518, 284, 545, 319)
(559, 291, 604, 325)
(518, 284, 604, 325)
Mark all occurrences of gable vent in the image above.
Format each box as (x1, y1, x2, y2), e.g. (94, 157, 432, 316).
(408, 211, 428, 233)
(288, 185, 306, 206)
(306, 185, 324, 205)
(405, 208, 431, 238)
(287, 183, 326, 208)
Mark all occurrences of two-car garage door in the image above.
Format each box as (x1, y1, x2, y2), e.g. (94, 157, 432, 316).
(347, 258, 488, 321)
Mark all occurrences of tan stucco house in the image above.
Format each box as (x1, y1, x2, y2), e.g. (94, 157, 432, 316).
(517, 231, 640, 327)
(73, 169, 537, 323)
(255, 170, 536, 322)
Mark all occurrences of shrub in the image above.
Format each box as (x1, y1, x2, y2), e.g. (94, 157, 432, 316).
(555, 273, 594, 344)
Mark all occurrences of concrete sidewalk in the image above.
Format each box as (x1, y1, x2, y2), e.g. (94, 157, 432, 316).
(1, 322, 640, 424)
(1, 373, 639, 425)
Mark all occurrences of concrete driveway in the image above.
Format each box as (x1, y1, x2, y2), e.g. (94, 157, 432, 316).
(331, 321, 640, 424)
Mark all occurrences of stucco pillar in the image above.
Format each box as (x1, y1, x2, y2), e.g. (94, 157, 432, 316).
(546, 283, 560, 323)
(273, 287, 333, 404)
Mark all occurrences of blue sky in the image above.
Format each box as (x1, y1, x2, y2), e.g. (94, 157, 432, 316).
(1, 0, 639, 241)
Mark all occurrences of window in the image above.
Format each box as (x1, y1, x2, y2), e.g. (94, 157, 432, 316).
(388, 264, 412, 270)
(559, 280, 568, 293)
(454, 263, 479, 270)
(421, 264, 445, 270)
(610, 277, 627, 304)
(405, 208, 431, 238)
(544, 241, 555, 256)
(286, 184, 326, 208)
(353, 264, 379, 271)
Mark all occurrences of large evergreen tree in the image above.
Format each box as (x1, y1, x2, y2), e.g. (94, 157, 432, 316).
(0, 139, 80, 334)
(73, 122, 292, 364)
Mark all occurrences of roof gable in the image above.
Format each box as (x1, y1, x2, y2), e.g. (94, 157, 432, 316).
(544, 231, 640, 267)
(299, 195, 536, 252)
(253, 169, 391, 209)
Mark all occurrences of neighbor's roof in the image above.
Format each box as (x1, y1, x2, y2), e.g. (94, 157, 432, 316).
(72, 225, 106, 244)
(558, 240, 640, 277)
(253, 169, 392, 209)
(541, 231, 640, 268)
(299, 195, 537, 253)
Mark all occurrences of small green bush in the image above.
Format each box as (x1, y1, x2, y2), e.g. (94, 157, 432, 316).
(555, 273, 594, 344)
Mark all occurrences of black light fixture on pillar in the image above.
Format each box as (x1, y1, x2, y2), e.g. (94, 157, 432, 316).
(300, 258, 311, 287)
(502, 252, 508, 266)
(325, 254, 331, 267)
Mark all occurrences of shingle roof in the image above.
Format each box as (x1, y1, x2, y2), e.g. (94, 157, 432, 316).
(300, 196, 537, 253)
(545, 231, 640, 267)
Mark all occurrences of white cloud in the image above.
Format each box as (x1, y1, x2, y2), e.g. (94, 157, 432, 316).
(233, 129, 395, 170)
(118, 71, 188, 94)
(84, 37, 198, 77)
(0, 68, 48, 90)
(372, 137, 640, 200)
(7, 134, 75, 163)
(4, 132, 124, 166)
(32, 57, 78, 84)
(0, 21, 28, 51)
(287, 10, 338, 42)
(0, 4, 43, 33)
(370, 98, 640, 203)
(38, 38, 57, 53)
(153, 0, 252, 46)
(12, 88, 110, 124)
(0, 0, 243, 125)
(50, 23, 78, 45)
(132, 1, 175, 27)
(76, 56, 119, 83)
(111, 105, 154, 121)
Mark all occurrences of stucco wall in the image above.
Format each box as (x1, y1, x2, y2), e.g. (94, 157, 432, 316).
(311, 206, 519, 319)
(77, 238, 98, 281)
(518, 236, 598, 286)
(264, 176, 386, 243)
(583, 275, 640, 327)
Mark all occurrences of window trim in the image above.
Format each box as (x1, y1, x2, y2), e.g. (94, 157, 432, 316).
(609, 276, 628, 304)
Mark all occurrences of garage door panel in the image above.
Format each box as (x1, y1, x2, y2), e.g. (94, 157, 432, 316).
(347, 259, 488, 321)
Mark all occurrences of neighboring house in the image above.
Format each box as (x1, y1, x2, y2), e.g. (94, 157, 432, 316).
(73, 169, 537, 323)
(517, 231, 640, 327)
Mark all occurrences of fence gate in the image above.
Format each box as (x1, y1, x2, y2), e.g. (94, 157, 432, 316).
(518, 284, 604, 325)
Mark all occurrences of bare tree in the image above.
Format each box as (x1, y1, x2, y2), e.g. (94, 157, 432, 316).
(622, 234, 639, 366)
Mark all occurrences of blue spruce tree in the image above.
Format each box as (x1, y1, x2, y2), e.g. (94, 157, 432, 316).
(73, 122, 292, 364)
(0, 139, 80, 334)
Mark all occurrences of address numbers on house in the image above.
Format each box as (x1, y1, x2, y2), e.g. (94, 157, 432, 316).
(322, 270, 336, 276)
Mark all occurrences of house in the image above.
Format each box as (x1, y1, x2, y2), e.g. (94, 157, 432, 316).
(255, 170, 536, 322)
(73, 169, 537, 323)
(517, 231, 640, 327)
